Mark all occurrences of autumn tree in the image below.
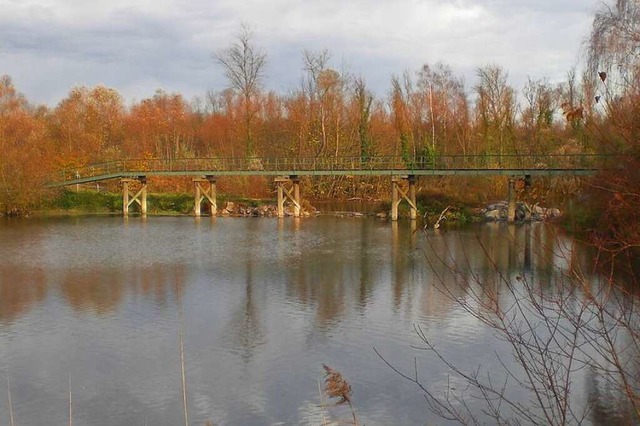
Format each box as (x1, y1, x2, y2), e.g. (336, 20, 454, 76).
(49, 85, 125, 167)
(197, 88, 242, 158)
(299, 50, 349, 158)
(214, 24, 267, 156)
(258, 91, 291, 158)
(125, 90, 197, 159)
(0, 76, 50, 213)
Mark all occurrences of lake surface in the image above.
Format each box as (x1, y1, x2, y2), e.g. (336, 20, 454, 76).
(0, 217, 634, 425)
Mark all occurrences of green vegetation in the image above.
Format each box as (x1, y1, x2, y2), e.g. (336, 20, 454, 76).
(416, 190, 479, 226)
(44, 190, 193, 215)
(146, 193, 194, 215)
(41, 189, 279, 216)
(46, 189, 121, 214)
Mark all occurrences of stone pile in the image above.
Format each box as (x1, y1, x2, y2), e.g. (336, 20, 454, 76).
(219, 201, 317, 217)
(481, 202, 561, 222)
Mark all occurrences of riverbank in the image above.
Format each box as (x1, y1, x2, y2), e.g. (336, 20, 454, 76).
(10, 189, 563, 226)
(25, 189, 473, 221)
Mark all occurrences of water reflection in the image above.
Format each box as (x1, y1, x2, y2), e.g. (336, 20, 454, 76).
(0, 219, 605, 333)
(226, 250, 266, 363)
(60, 268, 126, 314)
(0, 266, 47, 323)
(0, 217, 635, 425)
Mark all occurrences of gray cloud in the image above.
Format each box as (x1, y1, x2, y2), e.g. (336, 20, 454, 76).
(0, 0, 600, 105)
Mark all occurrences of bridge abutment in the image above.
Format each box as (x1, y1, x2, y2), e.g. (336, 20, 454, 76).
(391, 175, 417, 221)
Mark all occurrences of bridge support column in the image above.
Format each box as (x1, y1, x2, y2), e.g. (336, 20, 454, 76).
(193, 176, 217, 217)
(507, 176, 531, 222)
(122, 180, 130, 216)
(277, 180, 284, 218)
(275, 176, 302, 218)
(391, 175, 418, 221)
(409, 175, 417, 220)
(122, 177, 147, 217)
(293, 177, 301, 218)
(507, 177, 517, 223)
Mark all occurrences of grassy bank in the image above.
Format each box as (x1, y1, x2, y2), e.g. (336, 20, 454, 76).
(37, 189, 482, 223)
(41, 189, 275, 216)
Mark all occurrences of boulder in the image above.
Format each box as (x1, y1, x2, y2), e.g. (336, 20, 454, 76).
(223, 201, 236, 215)
(545, 208, 561, 220)
(484, 209, 502, 220)
(487, 202, 507, 211)
(482, 201, 561, 222)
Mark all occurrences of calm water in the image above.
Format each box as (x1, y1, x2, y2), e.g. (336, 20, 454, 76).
(0, 217, 633, 425)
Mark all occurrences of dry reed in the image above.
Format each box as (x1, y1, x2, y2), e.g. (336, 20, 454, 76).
(321, 364, 359, 425)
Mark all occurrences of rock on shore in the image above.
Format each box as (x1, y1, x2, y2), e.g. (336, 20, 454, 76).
(219, 201, 318, 217)
(481, 201, 561, 222)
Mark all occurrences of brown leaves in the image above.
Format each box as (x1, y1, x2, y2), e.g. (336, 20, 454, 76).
(322, 364, 353, 405)
(561, 102, 584, 122)
(599, 71, 607, 83)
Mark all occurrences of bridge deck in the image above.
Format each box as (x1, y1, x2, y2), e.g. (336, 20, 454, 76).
(47, 155, 610, 187)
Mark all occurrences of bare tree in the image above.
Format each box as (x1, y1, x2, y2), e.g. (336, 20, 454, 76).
(475, 65, 517, 156)
(377, 228, 640, 425)
(583, 0, 640, 256)
(214, 24, 267, 156)
(418, 62, 469, 155)
(302, 49, 333, 157)
(521, 78, 561, 154)
(354, 76, 373, 161)
(390, 73, 415, 164)
(587, 0, 640, 93)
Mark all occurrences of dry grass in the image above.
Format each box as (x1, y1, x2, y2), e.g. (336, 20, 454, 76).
(320, 364, 359, 425)
(322, 364, 352, 406)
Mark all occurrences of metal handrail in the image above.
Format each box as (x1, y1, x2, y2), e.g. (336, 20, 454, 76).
(53, 154, 622, 185)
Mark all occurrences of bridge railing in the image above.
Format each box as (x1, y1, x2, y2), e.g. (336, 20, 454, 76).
(56, 154, 617, 184)
(56, 161, 127, 183)
(120, 154, 608, 172)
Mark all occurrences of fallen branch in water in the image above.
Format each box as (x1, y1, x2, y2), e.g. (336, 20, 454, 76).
(424, 205, 451, 230)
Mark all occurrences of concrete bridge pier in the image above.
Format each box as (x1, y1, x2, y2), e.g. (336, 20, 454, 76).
(193, 176, 217, 217)
(122, 177, 147, 217)
(391, 175, 418, 221)
(275, 176, 301, 218)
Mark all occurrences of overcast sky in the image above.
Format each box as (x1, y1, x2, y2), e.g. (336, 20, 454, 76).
(0, 0, 601, 106)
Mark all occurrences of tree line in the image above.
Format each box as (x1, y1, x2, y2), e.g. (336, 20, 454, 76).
(0, 59, 597, 203)
(0, 1, 638, 241)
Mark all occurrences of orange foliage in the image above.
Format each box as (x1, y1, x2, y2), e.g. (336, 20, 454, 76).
(0, 76, 52, 212)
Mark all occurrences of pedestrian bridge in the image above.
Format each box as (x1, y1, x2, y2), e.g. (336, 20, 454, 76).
(49, 154, 606, 187)
(46, 154, 615, 220)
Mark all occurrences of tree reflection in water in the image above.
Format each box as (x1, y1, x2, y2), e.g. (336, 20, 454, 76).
(0, 218, 636, 425)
